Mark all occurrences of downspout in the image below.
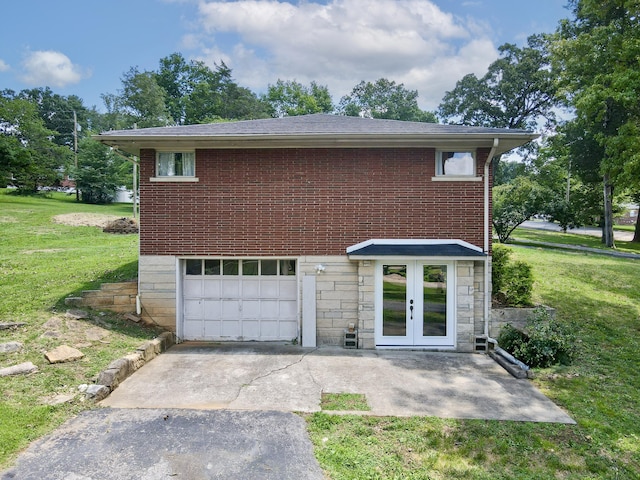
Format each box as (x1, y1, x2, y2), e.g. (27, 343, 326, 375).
(484, 138, 499, 342)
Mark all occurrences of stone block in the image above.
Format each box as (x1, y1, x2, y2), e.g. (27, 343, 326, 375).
(0, 362, 38, 377)
(45, 345, 85, 364)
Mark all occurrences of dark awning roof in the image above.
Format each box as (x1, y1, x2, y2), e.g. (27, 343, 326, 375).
(347, 240, 486, 258)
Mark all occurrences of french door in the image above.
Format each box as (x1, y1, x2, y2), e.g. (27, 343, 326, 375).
(375, 261, 455, 347)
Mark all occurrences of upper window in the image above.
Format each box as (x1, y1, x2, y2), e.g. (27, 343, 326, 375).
(156, 152, 195, 177)
(436, 151, 475, 176)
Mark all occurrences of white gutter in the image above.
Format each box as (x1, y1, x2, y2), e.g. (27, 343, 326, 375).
(484, 138, 499, 338)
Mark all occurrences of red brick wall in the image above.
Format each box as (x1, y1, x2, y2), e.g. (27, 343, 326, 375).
(139, 147, 492, 256)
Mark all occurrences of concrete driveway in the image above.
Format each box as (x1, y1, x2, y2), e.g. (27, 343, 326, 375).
(103, 343, 574, 423)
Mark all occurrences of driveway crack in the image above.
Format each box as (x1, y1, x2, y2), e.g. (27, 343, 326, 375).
(230, 348, 319, 403)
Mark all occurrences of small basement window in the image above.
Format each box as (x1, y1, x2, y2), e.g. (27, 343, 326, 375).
(156, 152, 195, 177)
(435, 151, 476, 177)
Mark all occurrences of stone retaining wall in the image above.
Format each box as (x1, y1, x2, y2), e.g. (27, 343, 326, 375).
(66, 281, 137, 314)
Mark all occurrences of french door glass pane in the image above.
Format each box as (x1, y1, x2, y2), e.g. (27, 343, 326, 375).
(382, 265, 407, 336)
(423, 265, 447, 336)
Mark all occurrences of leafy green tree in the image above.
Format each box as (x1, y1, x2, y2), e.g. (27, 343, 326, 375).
(438, 35, 558, 131)
(0, 95, 69, 192)
(551, 0, 640, 244)
(73, 137, 127, 204)
(493, 176, 546, 243)
(264, 79, 333, 117)
(118, 67, 173, 128)
(338, 78, 436, 122)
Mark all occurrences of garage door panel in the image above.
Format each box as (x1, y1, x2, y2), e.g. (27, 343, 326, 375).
(242, 300, 260, 318)
(222, 281, 240, 298)
(203, 300, 221, 318)
(260, 300, 279, 318)
(279, 281, 297, 300)
(184, 279, 203, 297)
(183, 319, 203, 339)
(261, 281, 278, 298)
(279, 321, 298, 338)
(221, 300, 240, 319)
(184, 299, 203, 317)
(222, 320, 241, 337)
(204, 320, 222, 338)
(260, 321, 279, 338)
(279, 300, 297, 318)
(243, 320, 260, 338)
(203, 280, 221, 297)
(242, 280, 260, 297)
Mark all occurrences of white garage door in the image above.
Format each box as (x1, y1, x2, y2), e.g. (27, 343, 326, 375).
(182, 259, 298, 341)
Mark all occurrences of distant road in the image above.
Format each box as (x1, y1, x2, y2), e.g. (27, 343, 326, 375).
(521, 220, 634, 242)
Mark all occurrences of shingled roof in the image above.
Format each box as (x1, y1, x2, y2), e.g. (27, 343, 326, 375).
(95, 113, 538, 156)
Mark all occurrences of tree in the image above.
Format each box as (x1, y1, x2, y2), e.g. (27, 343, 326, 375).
(338, 78, 436, 122)
(0, 95, 69, 192)
(118, 67, 173, 128)
(551, 0, 640, 244)
(438, 35, 558, 132)
(493, 176, 546, 243)
(73, 137, 127, 204)
(264, 80, 333, 117)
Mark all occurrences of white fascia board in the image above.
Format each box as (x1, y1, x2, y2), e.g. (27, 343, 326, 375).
(346, 238, 484, 254)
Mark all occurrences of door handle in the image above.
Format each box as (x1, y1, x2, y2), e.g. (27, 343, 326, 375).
(409, 299, 414, 320)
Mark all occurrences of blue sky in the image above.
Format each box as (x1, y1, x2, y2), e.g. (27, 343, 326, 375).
(0, 0, 571, 112)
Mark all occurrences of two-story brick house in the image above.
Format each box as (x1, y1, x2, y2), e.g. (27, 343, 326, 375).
(96, 114, 536, 351)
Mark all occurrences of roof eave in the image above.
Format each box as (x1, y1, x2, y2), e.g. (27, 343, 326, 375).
(94, 133, 539, 156)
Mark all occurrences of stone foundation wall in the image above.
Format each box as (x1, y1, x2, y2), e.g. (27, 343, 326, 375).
(299, 256, 359, 346)
(138, 255, 177, 331)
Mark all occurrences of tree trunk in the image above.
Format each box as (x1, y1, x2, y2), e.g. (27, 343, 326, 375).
(633, 209, 640, 243)
(602, 174, 616, 248)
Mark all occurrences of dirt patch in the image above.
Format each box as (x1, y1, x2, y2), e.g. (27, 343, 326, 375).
(53, 213, 122, 228)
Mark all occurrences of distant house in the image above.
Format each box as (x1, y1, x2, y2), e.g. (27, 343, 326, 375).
(95, 114, 536, 351)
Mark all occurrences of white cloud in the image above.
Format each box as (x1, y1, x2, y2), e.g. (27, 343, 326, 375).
(0, 59, 9, 72)
(189, 0, 500, 110)
(20, 50, 90, 88)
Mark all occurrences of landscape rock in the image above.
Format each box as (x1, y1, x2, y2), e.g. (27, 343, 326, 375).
(124, 313, 141, 323)
(85, 384, 110, 401)
(0, 362, 38, 377)
(0, 341, 23, 353)
(0, 322, 27, 330)
(45, 345, 85, 364)
(65, 309, 89, 320)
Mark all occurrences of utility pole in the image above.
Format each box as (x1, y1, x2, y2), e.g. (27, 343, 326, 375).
(73, 110, 79, 201)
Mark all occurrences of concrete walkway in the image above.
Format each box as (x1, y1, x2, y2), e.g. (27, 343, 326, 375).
(102, 343, 575, 424)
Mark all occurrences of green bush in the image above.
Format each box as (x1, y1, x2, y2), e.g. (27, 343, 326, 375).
(497, 307, 577, 368)
(492, 245, 534, 306)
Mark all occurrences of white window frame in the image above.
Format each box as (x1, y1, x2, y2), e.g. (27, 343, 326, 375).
(432, 150, 481, 182)
(151, 151, 198, 182)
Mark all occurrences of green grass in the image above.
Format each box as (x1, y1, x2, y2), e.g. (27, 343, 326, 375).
(510, 226, 640, 254)
(321, 393, 370, 411)
(307, 239, 640, 479)
(0, 190, 162, 470)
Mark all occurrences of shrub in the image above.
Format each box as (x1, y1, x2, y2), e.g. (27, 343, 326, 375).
(492, 245, 534, 307)
(497, 307, 577, 368)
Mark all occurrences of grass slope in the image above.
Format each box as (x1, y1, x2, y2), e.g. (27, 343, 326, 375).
(0, 190, 161, 470)
(307, 246, 640, 479)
